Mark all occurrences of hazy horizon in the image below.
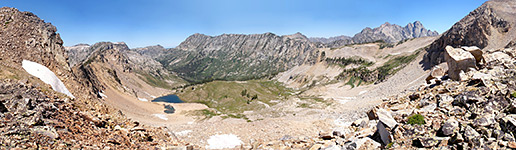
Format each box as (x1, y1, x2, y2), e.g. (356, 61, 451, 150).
(3, 0, 487, 48)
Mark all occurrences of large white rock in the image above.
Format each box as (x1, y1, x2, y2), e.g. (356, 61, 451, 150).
(444, 46, 477, 80)
(376, 109, 397, 128)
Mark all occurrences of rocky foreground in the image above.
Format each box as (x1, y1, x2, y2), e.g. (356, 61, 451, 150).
(248, 46, 516, 149)
(0, 78, 195, 149)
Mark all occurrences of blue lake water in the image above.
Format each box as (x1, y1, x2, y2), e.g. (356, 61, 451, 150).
(152, 94, 184, 103)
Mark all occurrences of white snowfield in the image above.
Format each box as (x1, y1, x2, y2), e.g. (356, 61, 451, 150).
(152, 114, 168, 120)
(138, 97, 148, 102)
(206, 134, 243, 149)
(22, 60, 75, 98)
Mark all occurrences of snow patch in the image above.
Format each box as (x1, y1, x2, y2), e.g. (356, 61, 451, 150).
(174, 130, 192, 136)
(152, 114, 168, 120)
(22, 60, 74, 98)
(98, 92, 107, 98)
(206, 134, 243, 149)
(138, 98, 148, 102)
(257, 101, 270, 108)
(359, 90, 368, 95)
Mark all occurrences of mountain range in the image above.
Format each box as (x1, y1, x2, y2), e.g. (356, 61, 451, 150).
(310, 21, 439, 48)
(3, 0, 515, 148)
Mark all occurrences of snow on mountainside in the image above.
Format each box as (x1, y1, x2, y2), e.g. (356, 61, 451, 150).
(206, 134, 243, 149)
(22, 60, 75, 98)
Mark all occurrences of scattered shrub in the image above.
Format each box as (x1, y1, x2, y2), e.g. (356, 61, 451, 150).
(407, 114, 425, 125)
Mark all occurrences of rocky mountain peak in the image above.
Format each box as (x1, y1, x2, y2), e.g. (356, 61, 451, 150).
(352, 21, 438, 44)
(283, 32, 309, 41)
(380, 22, 392, 27)
(314, 21, 437, 47)
(413, 20, 423, 27)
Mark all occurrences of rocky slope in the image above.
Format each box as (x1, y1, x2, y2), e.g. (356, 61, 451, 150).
(158, 32, 322, 82)
(65, 44, 93, 67)
(0, 7, 187, 149)
(70, 42, 186, 99)
(425, 0, 516, 67)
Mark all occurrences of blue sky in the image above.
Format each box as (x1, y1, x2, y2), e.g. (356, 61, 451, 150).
(3, 0, 487, 48)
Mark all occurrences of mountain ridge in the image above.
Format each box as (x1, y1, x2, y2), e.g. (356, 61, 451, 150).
(309, 21, 438, 48)
(159, 32, 322, 82)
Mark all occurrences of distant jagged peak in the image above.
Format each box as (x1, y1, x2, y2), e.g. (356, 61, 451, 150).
(283, 32, 309, 41)
(352, 21, 438, 43)
(308, 35, 352, 44)
(71, 43, 90, 47)
(380, 22, 392, 27)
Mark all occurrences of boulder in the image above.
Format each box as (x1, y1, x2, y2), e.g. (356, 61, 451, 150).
(473, 115, 495, 127)
(444, 46, 477, 80)
(373, 122, 392, 146)
(484, 51, 512, 64)
(464, 125, 480, 142)
(376, 109, 397, 128)
(416, 137, 439, 148)
(426, 63, 449, 84)
(440, 119, 459, 136)
(437, 94, 454, 109)
(462, 46, 483, 64)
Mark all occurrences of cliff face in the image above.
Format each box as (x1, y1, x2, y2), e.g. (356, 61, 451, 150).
(0, 7, 70, 77)
(159, 32, 322, 82)
(425, 0, 516, 67)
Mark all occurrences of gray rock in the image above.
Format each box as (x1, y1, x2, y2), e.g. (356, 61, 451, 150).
(417, 137, 439, 148)
(464, 125, 480, 142)
(441, 119, 459, 136)
(375, 121, 392, 145)
(473, 115, 495, 127)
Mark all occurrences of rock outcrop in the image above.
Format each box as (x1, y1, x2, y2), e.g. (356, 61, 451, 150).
(158, 32, 322, 82)
(444, 46, 477, 80)
(425, 0, 516, 67)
